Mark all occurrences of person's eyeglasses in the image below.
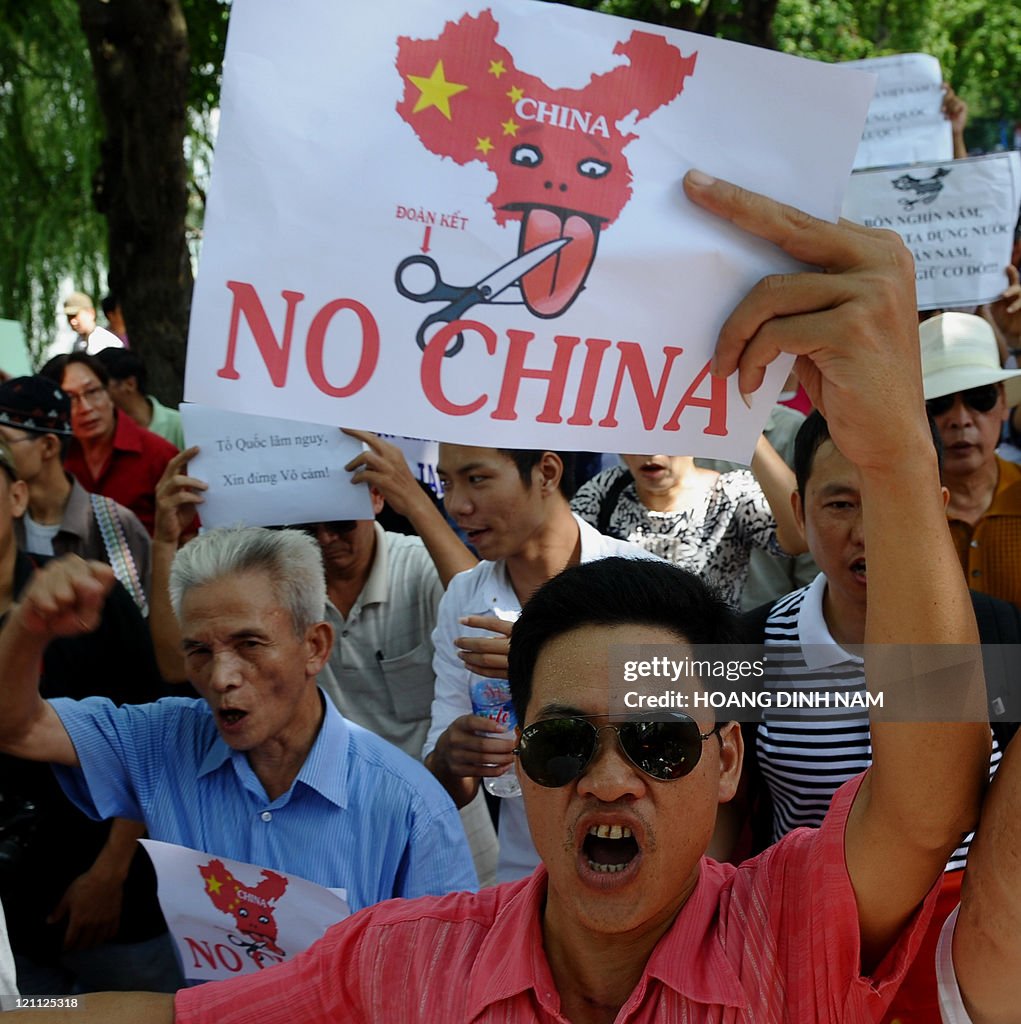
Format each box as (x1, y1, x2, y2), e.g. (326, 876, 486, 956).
(64, 385, 108, 408)
(925, 384, 999, 417)
(514, 713, 720, 787)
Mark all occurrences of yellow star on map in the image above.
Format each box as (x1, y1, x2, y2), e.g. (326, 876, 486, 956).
(205, 875, 223, 895)
(500, 118, 519, 137)
(506, 85, 524, 104)
(408, 61, 468, 120)
(475, 137, 494, 154)
(488, 60, 506, 78)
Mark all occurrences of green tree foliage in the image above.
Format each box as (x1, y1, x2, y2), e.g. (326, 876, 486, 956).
(0, 0, 228, 370)
(0, 0, 105, 356)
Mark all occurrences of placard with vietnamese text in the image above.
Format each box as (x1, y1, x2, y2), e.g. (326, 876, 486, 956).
(180, 404, 374, 527)
(841, 152, 1021, 310)
(844, 53, 951, 171)
(185, 0, 875, 462)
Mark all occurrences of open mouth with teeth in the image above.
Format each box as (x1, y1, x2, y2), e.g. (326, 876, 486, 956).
(582, 824, 640, 874)
(505, 205, 603, 318)
(219, 709, 248, 727)
(850, 558, 866, 581)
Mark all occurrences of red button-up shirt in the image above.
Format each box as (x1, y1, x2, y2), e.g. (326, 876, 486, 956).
(65, 411, 178, 535)
(175, 775, 936, 1023)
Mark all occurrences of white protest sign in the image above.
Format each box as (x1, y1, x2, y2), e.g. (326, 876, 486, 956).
(845, 53, 952, 171)
(186, 0, 874, 463)
(842, 152, 1021, 310)
(378, 433, 444, 497)
(180, 404, 374, 527)
(141, 840, 350, 984)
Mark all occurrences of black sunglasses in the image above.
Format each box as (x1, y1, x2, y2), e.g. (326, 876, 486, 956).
(514, 714, 720, 788)
(925, 384, 999, 417)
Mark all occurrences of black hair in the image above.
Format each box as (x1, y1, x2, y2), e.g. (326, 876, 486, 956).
(507, 556, 742, 725)
(95, 347, 146, 393)
(38, 354, 69, 384)
(793, 409, 944, 496)
(56, 351, 111, 387)
(497, 448, 577, 500)
(101, 293, 118, 316)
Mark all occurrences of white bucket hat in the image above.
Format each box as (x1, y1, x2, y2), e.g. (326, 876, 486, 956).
(919, 312, 1021, 407)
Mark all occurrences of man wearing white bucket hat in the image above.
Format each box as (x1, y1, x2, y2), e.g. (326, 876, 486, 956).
(920, 312, 1021, 608)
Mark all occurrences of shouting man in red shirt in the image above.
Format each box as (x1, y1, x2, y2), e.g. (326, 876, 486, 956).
(6, 173, 991, 1023)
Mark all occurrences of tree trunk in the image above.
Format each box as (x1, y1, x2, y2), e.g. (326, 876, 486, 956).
(77, 0, 192, 405)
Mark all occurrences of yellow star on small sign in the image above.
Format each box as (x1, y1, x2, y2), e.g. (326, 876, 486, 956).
(475, 137, 494, 154)
(506, 85, 524, 104)
(500, 118, 519, 137)
(408, 61, 468, 120)
(488, 60, 506, 78)
(205, 876, 223, 895)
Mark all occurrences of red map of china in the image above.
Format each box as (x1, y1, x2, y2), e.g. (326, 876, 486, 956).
(395, 10, 696, 317)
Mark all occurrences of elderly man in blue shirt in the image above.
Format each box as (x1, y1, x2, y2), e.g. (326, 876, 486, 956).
(0, 526, 477, 911)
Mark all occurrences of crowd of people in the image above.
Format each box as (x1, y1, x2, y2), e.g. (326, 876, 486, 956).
(0, 82, 1020, 1024)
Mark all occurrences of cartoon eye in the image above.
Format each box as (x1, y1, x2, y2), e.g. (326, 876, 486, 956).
(238, 907, 249, 917)
(577, 158, 611, 179)
(258, 915, 270, 924)
(511, 144, 543, 168)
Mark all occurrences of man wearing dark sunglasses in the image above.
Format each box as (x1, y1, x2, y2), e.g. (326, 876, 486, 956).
(920, 312, 1021, 609)
(5, 175, 993, 1024)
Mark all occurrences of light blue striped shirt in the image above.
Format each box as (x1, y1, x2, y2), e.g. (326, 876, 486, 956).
(51, 693, 477, 911)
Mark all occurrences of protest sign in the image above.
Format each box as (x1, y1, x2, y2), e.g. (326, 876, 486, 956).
(180, 404, 374, 527)
(845, 53, 952, 171)
(842, 152, 1021, 310)
(379, 433, 444, 496)
(141, 840, 350, 984)
(186, 0, 874, 462)
(0, 320, 32, 379)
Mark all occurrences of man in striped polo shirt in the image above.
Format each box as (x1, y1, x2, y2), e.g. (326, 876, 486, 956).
(746, 410, 1020, 1022)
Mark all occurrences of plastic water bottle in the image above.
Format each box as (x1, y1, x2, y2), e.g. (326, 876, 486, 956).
(470, 678, 522, 799)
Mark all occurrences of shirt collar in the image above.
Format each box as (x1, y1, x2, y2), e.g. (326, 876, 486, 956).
(111, 410, 146, 454)
(359, 523, 390, 607)
(196, 691, 350, 809)
(464, 863, 748, 1019)
(797, 573, 862, 670)
(57, 476, 93, 541)
(988, 455, 1021, 516)
(465, 869, 559, 1019)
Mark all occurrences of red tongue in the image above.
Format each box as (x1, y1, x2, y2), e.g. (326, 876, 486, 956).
(520, 209, 597, 317)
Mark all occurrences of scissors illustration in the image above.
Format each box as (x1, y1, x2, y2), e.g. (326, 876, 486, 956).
(395, 238, 571, 356)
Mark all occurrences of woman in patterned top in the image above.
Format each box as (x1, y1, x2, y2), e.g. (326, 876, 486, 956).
(570, 436, 805, 607)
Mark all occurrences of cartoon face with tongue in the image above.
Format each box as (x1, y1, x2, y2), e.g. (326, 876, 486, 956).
(395, 10, 696, 324)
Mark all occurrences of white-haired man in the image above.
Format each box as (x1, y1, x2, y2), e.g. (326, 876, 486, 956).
(0, 527, 477, 915)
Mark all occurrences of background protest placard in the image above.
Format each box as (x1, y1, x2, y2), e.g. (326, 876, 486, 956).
(379, 433, 443, 497)
(844, 53, 951, 171)
(180, 404, 374, 527)
(142, 840, 350, 984)
(185, 0, 874, 463)
(842, 152, 1021, 310)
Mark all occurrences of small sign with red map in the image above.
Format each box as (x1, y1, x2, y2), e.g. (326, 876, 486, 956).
(186, 0, 874, 462)
(142, 840, 350, 983)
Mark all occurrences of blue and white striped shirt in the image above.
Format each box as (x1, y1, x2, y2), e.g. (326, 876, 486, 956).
(51, 693, 478, 911)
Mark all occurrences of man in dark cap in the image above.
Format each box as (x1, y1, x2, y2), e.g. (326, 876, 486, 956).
(0, 436, 175, 996)
(0, 376, 149, 610)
